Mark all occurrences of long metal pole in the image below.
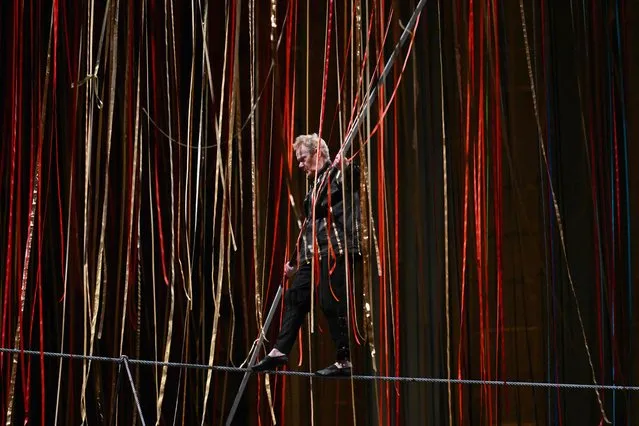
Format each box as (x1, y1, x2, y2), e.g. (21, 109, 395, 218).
(225, 284, 284, 426)
(338, 0, 429, 157)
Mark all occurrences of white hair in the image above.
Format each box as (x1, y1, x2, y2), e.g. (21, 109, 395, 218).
(293, 133, 330, 161)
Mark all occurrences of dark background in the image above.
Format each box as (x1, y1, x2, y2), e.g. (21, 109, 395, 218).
(0, 0, 637, 424)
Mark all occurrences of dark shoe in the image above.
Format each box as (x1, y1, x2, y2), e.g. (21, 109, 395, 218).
(315, 362, 352, 377)
(251, 355, 288, 372)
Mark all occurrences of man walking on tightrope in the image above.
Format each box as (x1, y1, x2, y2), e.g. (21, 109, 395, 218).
(252, 133, 362, 377)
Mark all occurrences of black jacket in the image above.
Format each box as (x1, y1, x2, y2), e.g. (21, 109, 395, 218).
(298, 162, 361, 264)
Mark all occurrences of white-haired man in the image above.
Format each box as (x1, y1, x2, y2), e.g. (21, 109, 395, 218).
(253, 133, 361, 376)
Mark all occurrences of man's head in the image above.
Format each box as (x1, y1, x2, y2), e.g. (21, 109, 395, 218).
(293, 133, 330, 176)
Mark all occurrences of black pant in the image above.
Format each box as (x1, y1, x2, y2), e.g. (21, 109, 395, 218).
(274, 254, 359, 361)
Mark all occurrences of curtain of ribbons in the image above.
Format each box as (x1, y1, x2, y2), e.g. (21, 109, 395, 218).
(0, 0, 637, 424)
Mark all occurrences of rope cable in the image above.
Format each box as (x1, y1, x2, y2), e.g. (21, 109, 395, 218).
(3, 347, 639, 390)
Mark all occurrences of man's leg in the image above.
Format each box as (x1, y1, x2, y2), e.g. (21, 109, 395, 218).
(317, 254, 359, 375)
(273, 262, 312, 354)
(319, 256, 349, 359)
(253, 262, 312, 371)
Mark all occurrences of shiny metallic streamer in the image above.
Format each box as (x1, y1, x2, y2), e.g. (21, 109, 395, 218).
(6, 3, 54, 422)
(262, 0, 278, 422)
(248, 0, 265, 410)
(226, 83, 240, 366)
(82, 0, 118, 420)
(358, 0, 381, 419)
(356, 0, 378, 371)
(437, 1, 452, 423)
(224, 0, 243, 369)
(186, 0, 198, 290)
(121, 0, 144, 363)
(107, 0, 125, 420)
(80, 0, 97, 418)
(155, 0, 178, 421)
(201, 0, 233, 420)
(133, 137, 143, 426)
(169, 0, 191, 323)
(146, 108, 160, 399)
(170, 0, 192, 412)
(359, 156, 378, 365)
(6, 166, 40, 425)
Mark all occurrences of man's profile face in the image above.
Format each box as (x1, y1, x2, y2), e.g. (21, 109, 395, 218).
(295, 147, 321, 176)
